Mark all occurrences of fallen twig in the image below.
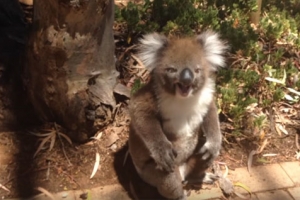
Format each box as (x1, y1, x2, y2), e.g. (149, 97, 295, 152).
(46, 160, 51, 180)
(123, 149, 129, 166)
(35, 187, 55, 200)
(296, 133, 299, 150)
(54, 123, 72, 166)
(247, 139, 268, 173)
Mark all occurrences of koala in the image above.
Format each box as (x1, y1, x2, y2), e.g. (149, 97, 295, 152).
(128, 31, 227, 200)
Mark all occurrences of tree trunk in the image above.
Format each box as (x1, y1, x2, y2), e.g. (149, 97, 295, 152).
(250, 0, 262, 25)
(24, 0, 118, 142)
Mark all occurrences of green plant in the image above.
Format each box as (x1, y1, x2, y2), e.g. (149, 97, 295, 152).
(116, 0, 300, 133)
(260, 7, 298, 42)
(131, 78, 144, 95)
(116, 0, 222, 36)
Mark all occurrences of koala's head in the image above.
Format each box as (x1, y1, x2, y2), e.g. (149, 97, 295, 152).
(138, 31, 228, 98)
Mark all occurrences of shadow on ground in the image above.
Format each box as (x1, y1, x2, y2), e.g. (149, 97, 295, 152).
(0, 0, 41, 198)
(0, 45, 40, 198)
(113, 145, 166, 200)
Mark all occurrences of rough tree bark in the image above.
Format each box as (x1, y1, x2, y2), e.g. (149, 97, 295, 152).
(250, 0, 262, 25)
(24, 0, 118, 142)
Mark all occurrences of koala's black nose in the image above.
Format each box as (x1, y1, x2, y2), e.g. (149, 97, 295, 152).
(179, 68, 194, 85)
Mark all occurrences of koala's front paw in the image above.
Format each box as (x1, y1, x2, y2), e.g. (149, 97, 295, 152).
(152, 141, 177, 172)
(202, 172, 220, 184)
(199, 141, 221, 161)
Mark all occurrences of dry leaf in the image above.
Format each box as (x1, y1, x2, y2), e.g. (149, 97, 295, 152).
(91, 131, 103, 141)
(29, 131, 53, 137)
(262, 153, 277, 157)
(265, 69, 286, 84)
(275, 123, 282, 136)
(33, 134, 53, 158)
(258, 139, 269, 153)
(49, 132, 56, 151)
(277, 124, 288, 135)
(223, 164, 229, 177)
(248, 139, 269, 173)
(19, 0, 33, 5)
(234, 182, 252, 199)
(245, 103, 258, 112)
(234, 182, 251, 194)
(90, 152, 101, 179)
(0, 183, 10, 193)
(265, 77, 285, 84)
(287, 87, 300, 96)
(284, 94, 295, 101)
(259, 130, 266, 140)
(31, 129, 72, 158)
(58, 132, 72, 145)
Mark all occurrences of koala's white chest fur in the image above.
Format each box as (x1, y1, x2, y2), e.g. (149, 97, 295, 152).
(159, 80, 215, 138)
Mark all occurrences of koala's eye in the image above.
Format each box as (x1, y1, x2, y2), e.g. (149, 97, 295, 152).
(165, 67, 177, 73)
(195, 68, 202, 73)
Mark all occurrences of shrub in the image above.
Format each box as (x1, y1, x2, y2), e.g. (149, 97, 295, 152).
(116, 0, 300, 132)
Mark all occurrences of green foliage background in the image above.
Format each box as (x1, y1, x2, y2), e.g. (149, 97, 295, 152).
(116, 0, 300, 133)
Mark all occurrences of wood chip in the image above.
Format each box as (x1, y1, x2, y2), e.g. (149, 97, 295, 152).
(105, 131, 120, 147)
(113, 83, 131, 98)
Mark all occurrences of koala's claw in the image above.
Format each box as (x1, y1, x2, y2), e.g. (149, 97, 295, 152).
(153, 145, 177, 172)
(199, 142, 220, 160)
(202, 172, 219, 184)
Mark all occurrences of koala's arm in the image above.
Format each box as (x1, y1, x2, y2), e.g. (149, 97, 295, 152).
(130, 87, 177, 172)
(199, 101, 222, 160)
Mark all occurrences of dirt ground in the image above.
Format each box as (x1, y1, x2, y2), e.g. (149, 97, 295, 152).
(0, 4, 300, 198)
(1, 40, 300, 200)
(1, 49, 300, 200)
(0, 109, 299, 199)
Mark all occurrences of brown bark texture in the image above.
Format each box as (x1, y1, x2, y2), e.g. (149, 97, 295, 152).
(24, 0, 118, 142)
(250, 0, 262, 25)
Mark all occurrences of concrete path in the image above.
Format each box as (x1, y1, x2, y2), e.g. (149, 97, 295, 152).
(6, 161, 300, 200)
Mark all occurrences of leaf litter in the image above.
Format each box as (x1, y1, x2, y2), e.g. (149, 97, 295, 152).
(2, 7, 300, 198)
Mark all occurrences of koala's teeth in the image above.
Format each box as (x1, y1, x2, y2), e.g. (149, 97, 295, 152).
(176, 83, 192, 97)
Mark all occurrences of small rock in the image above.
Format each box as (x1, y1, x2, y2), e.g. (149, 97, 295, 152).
(61, 192, 68, 198)
(105, 131, 119, 147)
(110, 144, 117, 151)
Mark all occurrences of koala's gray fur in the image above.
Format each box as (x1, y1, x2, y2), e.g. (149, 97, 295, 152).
(128, 31, 228, 200)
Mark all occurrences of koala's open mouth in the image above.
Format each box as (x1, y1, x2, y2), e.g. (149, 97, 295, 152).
(176, 83, 192, 97)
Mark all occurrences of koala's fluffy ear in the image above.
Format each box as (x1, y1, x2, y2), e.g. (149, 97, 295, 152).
(138, 33, 168, 71)
(197, 31, 228, 71)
